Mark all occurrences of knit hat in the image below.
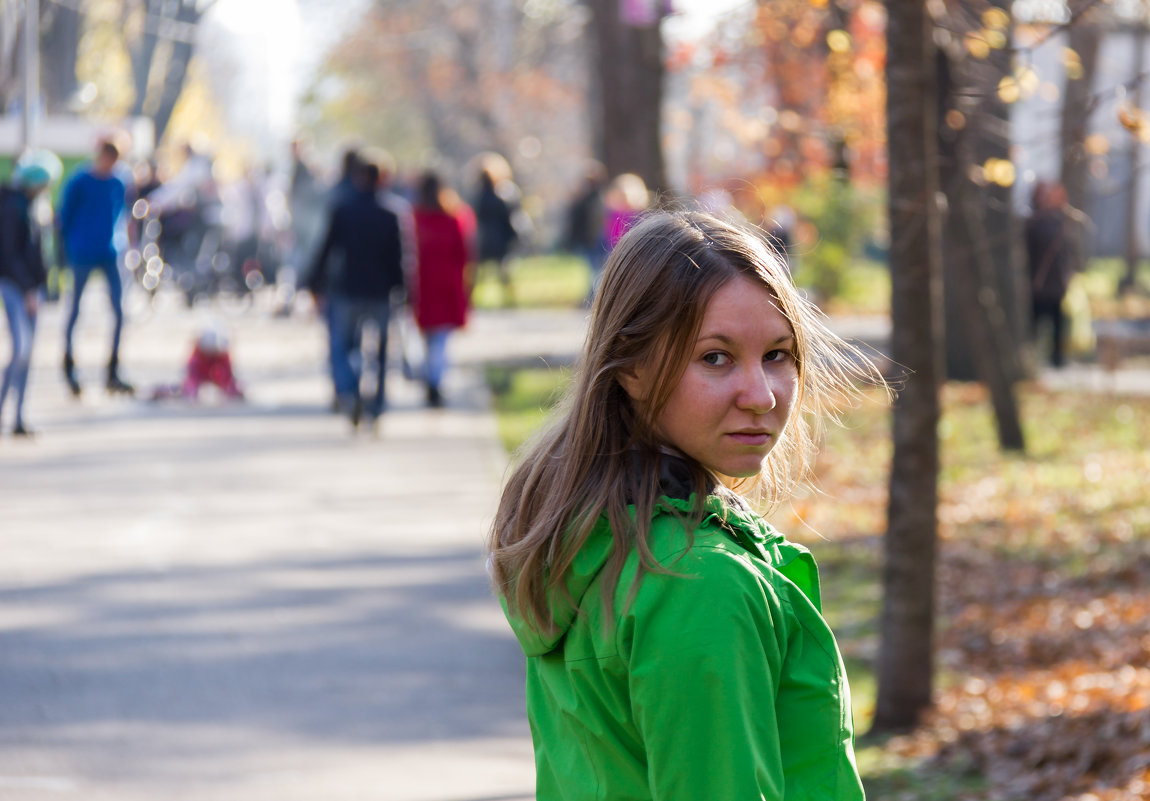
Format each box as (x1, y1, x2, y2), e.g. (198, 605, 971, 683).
(13, 149, 62, 189)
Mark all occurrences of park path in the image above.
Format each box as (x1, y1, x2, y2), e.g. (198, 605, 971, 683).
(0, 288, 572, 801)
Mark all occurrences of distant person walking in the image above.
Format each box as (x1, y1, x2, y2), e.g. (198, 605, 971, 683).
(0, 153, 59, 437)
(602, 172, 649, 250)
(307, 159, 405, 430)
(1026, 180, 1082, 368)
(58, 138, 132, 396)
(472, 153, 520, 307)
(412, 171, 473, 408)
(563, 162, 607, 305)
(371, 148, 417, 293)
(329, 146, 362, 209)
(282, 137, 327, 314)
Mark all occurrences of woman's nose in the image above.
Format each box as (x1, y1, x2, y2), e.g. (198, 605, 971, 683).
(737, 364, 777, 414)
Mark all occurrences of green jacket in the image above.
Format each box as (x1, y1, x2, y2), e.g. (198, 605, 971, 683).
(502, 494, 865, 800)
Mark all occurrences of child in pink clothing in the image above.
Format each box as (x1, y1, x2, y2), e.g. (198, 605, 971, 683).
(149, 329, 243, 402)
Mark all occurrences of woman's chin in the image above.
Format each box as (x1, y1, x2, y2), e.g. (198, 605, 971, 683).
(715, 466, 764, 487)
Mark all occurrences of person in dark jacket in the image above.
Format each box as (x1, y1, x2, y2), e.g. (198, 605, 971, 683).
(563, 162, 607, 306)
(307, 159, 405, 430)
(472, 154, 520, 306)
(0, 155, 57, 436)
(1026, 180, 1079, 368)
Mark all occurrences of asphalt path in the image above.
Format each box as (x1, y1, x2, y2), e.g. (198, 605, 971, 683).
(0, 286, 552, 801)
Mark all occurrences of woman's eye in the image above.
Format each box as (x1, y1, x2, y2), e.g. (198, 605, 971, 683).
(702, 351, 731, 366)
(764, 349, 793, 364)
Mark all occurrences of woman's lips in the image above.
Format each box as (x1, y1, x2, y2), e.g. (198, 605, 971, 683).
(728, 432, 771, 446)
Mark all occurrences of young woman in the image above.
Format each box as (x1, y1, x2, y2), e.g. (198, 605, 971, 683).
(412, 171, 473, 407)
(487, 211, 885, 800)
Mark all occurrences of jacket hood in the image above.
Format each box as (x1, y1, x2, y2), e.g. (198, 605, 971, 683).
(501, 492, 815, 658)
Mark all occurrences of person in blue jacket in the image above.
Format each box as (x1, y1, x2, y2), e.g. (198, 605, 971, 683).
(0, 153, 58, 436)
(58, 138, 132, 396)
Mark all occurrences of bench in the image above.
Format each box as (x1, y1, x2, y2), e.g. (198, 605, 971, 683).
(1095, 318, 1150, 370)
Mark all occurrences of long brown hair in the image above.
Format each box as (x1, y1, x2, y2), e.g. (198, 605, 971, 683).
(487, 210, 885, 634)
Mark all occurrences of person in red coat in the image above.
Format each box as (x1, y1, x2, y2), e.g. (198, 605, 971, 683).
(412, 171, 473, 407)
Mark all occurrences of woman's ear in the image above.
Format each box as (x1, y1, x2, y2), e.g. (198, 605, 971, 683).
(617, 364, 647, 403)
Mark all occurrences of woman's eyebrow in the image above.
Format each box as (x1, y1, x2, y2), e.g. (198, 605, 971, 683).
(697, 332, 795, 346)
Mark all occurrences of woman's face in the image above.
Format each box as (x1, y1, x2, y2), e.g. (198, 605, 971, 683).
(622, 274, 799, 480)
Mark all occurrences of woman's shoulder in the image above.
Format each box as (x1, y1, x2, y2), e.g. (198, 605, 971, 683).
(613, 507, 796, 646)
(639, 498, 763, 578)
(639, 495, 816, 597)
(414, 207, 451, 225)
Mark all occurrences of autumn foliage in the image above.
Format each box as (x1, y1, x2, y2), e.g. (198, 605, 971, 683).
(669, 0, 886, 198)
(777, 383, 1150, 800)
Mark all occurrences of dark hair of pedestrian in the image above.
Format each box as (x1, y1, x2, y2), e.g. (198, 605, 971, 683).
(478, 168, 496, 192)
(417, 171, 446, 213)
(355, 161, 380, 191)
(487, 209, 890, 634)
(341, 148, 361, 178)
(98, 139, 120, 160)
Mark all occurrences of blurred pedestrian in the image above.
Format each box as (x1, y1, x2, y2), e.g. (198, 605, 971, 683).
(603, 172, 649, 250)
(1, 152, 60, 437)
(412, 171, 473, 407)
(221, 164, 273, 292)
(563, 162, 607, 305)
(307, 159, 406, 430)
(58, 137, 132, 397)
(146, 143, 224, 305)
(281, 137, 326, 315)
(330, 146, 362, 209)
(472, 153, 520, 307)
(1026, 180, 1082, 368)
(487, 211, 883, 800)
(370, 148, 417, 291)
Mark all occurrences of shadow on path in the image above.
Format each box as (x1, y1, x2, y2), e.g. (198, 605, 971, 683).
(0, 548, 527, 754)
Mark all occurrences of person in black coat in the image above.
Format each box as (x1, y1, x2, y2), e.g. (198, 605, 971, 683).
(1026, 180, 1078, 368)
(472, 155, 520, 306)
(0, 159, 54, 436)
(307, 160, 405, 429)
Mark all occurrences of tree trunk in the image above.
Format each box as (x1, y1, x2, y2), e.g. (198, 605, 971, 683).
(129, 0, 212, 145)
(1121, 25, 1147, 295)
(954, 191, 1026, 451)
(40, 1, 81, 112)
(937, 3, 1026, 452)
(871, 0, 943, 734)
(130, 0, 162, 117)
(587, 0, 666, 192)
(977, 4, 1026, 377)
(0, 0, 21, 112)
(1060, 12, 1101, 232)
(150, 0, 206, 145)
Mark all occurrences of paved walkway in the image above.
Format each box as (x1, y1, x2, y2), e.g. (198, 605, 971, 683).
(0, 289, 555, 801)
